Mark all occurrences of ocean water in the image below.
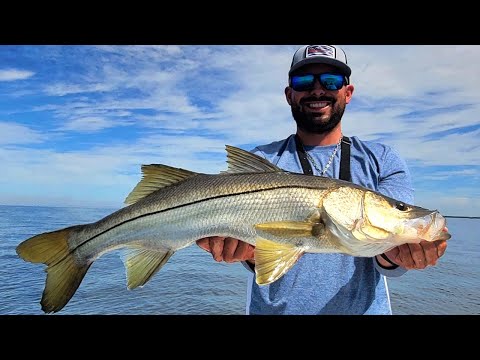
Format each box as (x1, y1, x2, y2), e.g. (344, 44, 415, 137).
(0, 205, 478, 315)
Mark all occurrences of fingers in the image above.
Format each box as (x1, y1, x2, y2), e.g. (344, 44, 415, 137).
(196, 237, 254, 263)
(222, 238, 255, 263)
(408, 242, 429, 269)
(435, 239, 448, 258)
(209, 236, 226, 262)
(234, 240, 255, 262)
(222, 238, 239, 263)
(196, 238, 211, 253)
(391, 240, 448, 270)
(422, 241, 438, 266)
(399, 243, 432, 269)
(384, 246, 400, 264)
(396, 244, 415, 269)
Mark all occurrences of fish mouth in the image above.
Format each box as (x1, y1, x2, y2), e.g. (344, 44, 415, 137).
(416, 212, 451, 241)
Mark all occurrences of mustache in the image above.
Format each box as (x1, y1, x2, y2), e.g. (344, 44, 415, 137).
(300, 96, 335, 104)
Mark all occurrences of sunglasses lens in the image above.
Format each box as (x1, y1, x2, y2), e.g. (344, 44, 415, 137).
(319, 73, 345, 90)
(291, 73, 345, 91)
(291, 74, 315, 91)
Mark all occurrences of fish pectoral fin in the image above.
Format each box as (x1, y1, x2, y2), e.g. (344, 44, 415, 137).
(255, 221, 321, 238)
(124, 248, 174, 289)
(254, 238, 305, 285)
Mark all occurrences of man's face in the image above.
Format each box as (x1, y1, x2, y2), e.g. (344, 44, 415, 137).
(285, 63, 354, 134)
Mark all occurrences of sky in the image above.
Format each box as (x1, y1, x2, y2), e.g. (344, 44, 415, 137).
(0, 45, 479, 217)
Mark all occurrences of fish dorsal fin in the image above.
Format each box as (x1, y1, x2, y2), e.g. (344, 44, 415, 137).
(254, 238, 305, 285)
(223, 145, 283, 174)
(124, 248, 174, 289)
(125, 164, 197, 205)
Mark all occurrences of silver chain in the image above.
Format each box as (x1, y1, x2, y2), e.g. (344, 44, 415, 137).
(302, 134, 343, 177)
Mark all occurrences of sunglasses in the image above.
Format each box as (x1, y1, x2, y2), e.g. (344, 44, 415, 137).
(290, 73, 346, 92)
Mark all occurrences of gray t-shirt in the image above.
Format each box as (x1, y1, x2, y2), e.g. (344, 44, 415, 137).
(245, 134, 412, 315)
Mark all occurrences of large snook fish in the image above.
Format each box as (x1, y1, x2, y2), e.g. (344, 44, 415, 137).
(16, 145, 451, 313)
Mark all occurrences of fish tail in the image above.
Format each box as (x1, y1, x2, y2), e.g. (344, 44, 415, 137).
(16, 227, 91, 313)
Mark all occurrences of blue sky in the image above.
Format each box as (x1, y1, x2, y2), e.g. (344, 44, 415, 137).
(0, 45, 479, 217)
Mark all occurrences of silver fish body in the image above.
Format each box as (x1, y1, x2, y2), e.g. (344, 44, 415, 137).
(78, 173, 349, 258)
(16, 145, 451, 313)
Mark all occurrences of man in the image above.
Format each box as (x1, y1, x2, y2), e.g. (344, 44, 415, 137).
(196, 45, 448, 315)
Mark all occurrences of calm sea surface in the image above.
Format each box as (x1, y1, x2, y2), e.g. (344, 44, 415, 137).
(0, 205, 478, 315)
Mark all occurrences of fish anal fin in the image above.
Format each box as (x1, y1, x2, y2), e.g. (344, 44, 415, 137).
(125, 248, 174, 289)
(125, 165, 197, 206)
(254, 238, 305, 285)
(223, 145, 284, 174)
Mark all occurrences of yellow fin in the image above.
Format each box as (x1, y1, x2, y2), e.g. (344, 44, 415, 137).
(125, 164, 197, 205)
(255, 221, 320, 238)
(222, 145, 283, 173)
(16, 228, 91, 314)
(125, 248, 174, 289)
(254, 238, 305, 285)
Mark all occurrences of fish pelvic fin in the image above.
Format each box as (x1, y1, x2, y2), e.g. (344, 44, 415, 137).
(222, 145, 284, 174)
(124, 248, 174, 289)
(254, 238, 305, 285)
(125, 165, 198, 205)
(16, 228, 91, 314)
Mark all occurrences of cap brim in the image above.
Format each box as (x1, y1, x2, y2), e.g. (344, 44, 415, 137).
(289, 57, 351, 77)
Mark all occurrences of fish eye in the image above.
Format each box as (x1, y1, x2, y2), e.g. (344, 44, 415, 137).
(395, 202, 407, 211)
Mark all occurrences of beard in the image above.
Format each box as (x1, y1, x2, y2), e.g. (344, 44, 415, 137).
(291, 97, 345, 134)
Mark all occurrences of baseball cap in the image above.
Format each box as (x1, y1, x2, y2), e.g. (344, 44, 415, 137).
(289, 45, 351, 78)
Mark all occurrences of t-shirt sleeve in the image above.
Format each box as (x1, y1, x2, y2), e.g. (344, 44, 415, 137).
(374, 257, 408, 277)
(377, 146, 415, 205)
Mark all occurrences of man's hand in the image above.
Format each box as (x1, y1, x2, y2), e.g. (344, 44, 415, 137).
(196, 237, 255, 263)
(381, 239, 448, 270)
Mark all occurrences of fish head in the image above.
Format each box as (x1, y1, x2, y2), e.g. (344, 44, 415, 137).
(321, 186, 451, 245)
(359, 191, 451, 244)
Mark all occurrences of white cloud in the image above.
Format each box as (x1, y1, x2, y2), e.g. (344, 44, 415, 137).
(419, 168, 479, 181)
(0, 68, 34, 81)
(0, 122, 44, 145)
(59, 117, 133, 132)
(44, 82, 113, 96)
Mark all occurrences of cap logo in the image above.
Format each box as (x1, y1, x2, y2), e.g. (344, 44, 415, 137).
(306, 45, 335, 59)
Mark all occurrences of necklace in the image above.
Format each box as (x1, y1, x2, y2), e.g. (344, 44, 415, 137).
(302, 134, 343, 177)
